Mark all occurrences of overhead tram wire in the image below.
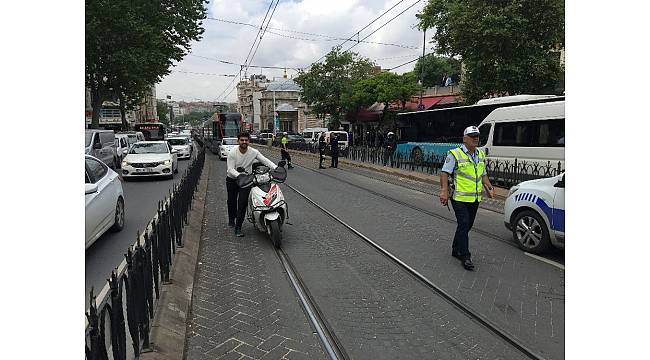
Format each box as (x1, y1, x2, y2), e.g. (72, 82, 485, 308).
(206, 16, 419, 50)
(173, 70, 237, 77)
(189, 53, 303, 71)
(386, 58, 419, 71)
(245, 0, 280, 77)
(241, 0, 275, 77)
(310, 0, 409, 66)
(343, 0, 423, 54)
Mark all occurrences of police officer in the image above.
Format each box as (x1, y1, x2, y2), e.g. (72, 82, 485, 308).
(280, 133, 294, 169)
(439, 126, 495, 271)
(318, 132, 326, 169)
(329, 134, 339, 168)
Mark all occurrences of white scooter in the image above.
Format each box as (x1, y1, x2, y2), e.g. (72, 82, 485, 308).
(236, 161, 288, 248)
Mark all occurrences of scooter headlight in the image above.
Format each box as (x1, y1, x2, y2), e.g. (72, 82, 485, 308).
(255, 173, 270, 184)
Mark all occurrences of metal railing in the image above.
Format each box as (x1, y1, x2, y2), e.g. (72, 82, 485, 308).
(85, 146, 206, 360)
(279, 144, 563, 188)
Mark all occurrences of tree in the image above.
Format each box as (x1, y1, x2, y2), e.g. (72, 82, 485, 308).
(413, 54, 461, 88)
(86, 0, 207, 128)
(417, 0, 564, 103)
(156, 100, 170, 126)
(350, 71, 420, 126)
(295, 47, 375, 130)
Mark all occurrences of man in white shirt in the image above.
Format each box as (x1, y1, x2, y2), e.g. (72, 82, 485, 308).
(226, 132, 278, 237)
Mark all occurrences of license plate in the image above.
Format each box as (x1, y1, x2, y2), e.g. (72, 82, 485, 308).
(136, 168, 150, 173)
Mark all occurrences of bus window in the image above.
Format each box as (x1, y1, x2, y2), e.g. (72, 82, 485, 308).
(478, 123, 491, 147)
(537, 119, 565, 147)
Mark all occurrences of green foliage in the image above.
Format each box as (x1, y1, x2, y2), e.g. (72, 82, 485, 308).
(156, 100, 170, 126)
(351, 71, 421, 109)
(413, 54, 461, 87)
(295, 47, 375, 129)
(86, 0, 207, 128)
(417, 0, 564, 103)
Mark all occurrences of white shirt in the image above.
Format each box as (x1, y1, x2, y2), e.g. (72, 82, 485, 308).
(226, 146, 277, 179)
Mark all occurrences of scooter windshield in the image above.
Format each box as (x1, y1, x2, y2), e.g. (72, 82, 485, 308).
(270, 166, 287, 182)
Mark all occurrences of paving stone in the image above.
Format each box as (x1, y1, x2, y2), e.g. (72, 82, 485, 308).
(184, 155, 327, 360)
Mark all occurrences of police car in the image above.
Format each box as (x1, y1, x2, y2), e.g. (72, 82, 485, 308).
(504, 173, 565, 254)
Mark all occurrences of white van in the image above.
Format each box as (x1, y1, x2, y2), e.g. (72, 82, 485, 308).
(478, 101, 564, 167)
(325, 131, 349, 151)
(302, 127, 328, 144)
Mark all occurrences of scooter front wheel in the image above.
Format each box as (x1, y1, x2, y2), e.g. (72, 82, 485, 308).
(269, 220, 282, 248)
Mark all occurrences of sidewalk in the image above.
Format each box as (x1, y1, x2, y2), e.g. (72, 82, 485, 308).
(183, 154, 327, 360)
(261, 146, 506, 213)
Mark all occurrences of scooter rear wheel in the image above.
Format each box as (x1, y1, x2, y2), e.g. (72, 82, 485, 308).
(269, 220, 282, 248)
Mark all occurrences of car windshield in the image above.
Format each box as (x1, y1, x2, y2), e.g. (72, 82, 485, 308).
(167, 138, 187, 146)
(127, 135, 137, 142)
(129, 143, 168, 154)
(85, 133, 93, 147)
(223, 139, 238, 145)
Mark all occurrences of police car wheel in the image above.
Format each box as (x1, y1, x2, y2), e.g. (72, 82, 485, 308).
(512, 210, 550, 254)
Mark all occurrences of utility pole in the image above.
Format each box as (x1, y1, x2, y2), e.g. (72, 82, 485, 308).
(418, 28, 426, 111)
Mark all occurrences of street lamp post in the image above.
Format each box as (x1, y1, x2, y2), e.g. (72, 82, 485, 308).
(418, 28, 426, 111)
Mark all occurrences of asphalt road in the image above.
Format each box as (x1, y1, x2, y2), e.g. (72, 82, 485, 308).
(84, 150, 197, 307)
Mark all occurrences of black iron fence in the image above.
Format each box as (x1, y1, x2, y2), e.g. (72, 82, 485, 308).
(85, 146, 206, 360)
(279, 144, 563, 188)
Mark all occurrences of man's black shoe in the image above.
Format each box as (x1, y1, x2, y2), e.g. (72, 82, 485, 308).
(288, 165, 294, 169)
(228, 221, 235, 228)
(235, 229, 244, 237)
(462, 259, 475, 271)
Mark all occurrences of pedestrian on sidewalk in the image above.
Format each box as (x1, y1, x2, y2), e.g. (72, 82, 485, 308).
(280, 133, 294, 169)
(226, 132, 278, 237)
(318, 132, 327, 169)
(329, 133, 339, 168)
(439, 126, 495, 271)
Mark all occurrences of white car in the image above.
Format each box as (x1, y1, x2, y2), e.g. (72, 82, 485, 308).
(218, 137, 239, 160)
(504, 173, 565, 254)
(86, 155, 125, 249)
(167, 137, 192, 159)
(114, 134, 130, 160)
(121, 141, 178, 180)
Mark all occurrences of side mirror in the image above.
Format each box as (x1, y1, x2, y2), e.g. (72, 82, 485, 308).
(171, 149, 178, 154)
(85, 183, 98, 194)
(93, 142, 102, 150)
(278, 160, 287, 168)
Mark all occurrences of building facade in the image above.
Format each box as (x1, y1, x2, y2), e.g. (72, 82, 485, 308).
(257, 76, 318, 134)
(237, 74, 270, 131)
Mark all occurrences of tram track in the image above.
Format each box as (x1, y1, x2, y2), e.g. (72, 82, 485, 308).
(274, 246, 349, 360)
(282, 182, 547, 360)
(292, 161, 516, 249)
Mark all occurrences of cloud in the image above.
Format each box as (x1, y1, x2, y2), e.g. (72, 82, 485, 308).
(157, 0, 427, 102)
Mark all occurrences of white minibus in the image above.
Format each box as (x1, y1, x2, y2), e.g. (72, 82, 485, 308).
(478, 100, 564, 167)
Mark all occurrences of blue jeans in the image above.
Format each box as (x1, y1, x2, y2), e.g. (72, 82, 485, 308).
(451, 200, 479, 260)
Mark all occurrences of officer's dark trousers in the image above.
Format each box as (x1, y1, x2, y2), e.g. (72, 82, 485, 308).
(226, 177, 252, 230)
(330, 151, 338, 168)
(281, 148, 292, 165)
(319, 149, 325, 167)
(451, 200, 479, 260)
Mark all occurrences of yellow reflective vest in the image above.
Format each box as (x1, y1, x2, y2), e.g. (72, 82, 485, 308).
(449, 147, 486, 202)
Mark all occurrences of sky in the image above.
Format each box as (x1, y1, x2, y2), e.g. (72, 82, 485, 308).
(156, 0, 428, 103)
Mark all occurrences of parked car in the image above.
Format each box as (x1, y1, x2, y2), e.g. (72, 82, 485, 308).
(114, 134, 130, 163)
(167, 136, 192, 159)
(302, 127, 328, 144)
(218, 137, 239, 160)
(85, 129, 118, 169)
(286, 134, 306, 144)
(504, 173, 565, 254)
(85, 155, 125, 249)
(118, 131, 146, 147)
(121, 141, 178, 180)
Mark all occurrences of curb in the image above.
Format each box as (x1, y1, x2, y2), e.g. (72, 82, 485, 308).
(267, 146, 509, 200)
(140, 156, 212, 360)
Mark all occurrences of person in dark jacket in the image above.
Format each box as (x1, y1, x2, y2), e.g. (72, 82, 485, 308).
(329, 134, 339, 168)
(384, 131, 397, 166)
(318, 132, 327, 169)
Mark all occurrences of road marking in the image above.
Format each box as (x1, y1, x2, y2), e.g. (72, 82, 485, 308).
(524, 252, 564, 270)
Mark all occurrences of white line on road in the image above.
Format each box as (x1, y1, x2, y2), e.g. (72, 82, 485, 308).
(524, 252, 565, 270)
